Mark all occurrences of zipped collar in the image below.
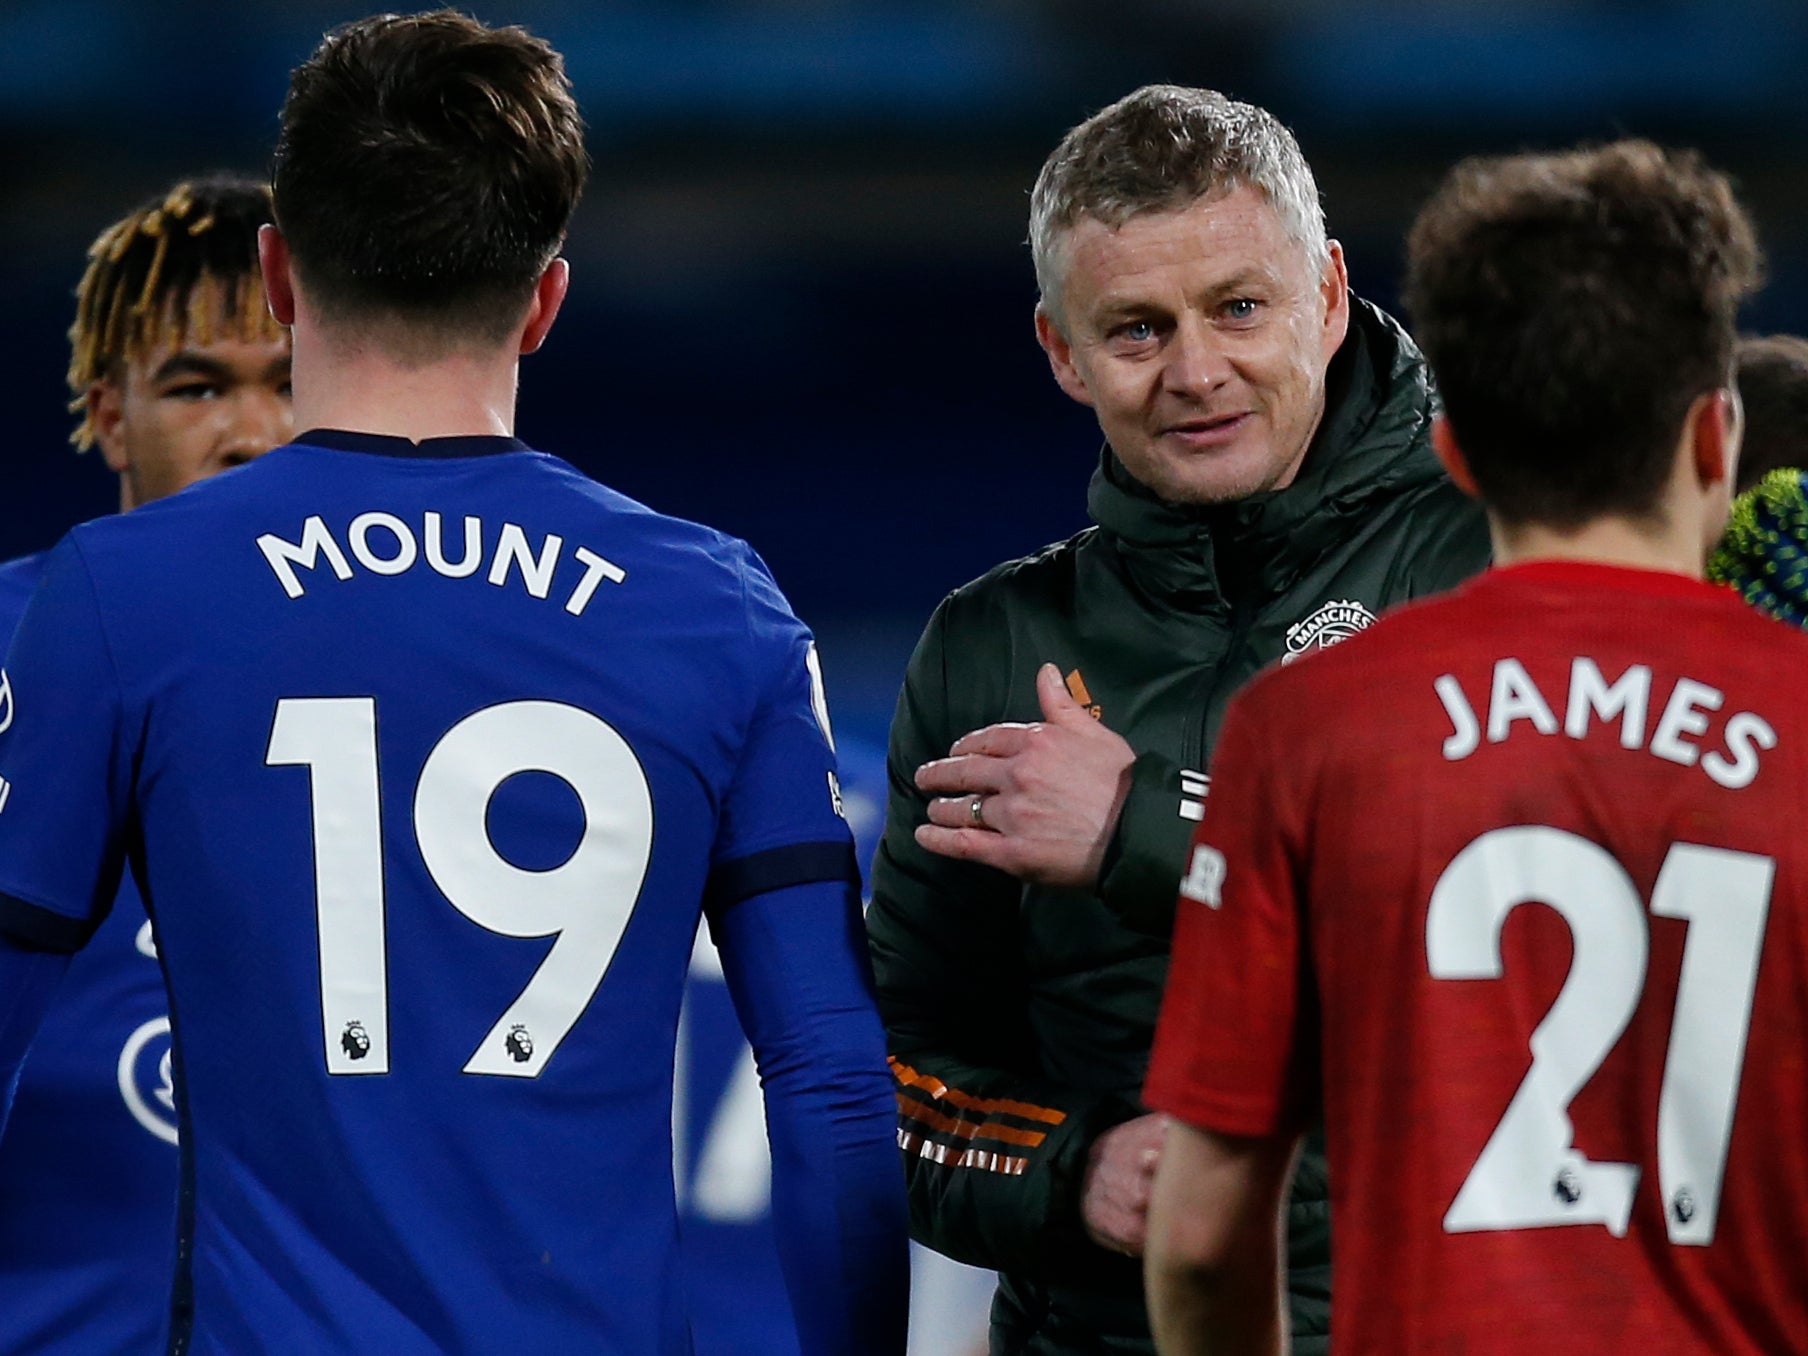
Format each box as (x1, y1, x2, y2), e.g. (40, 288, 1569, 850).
(1086, 296, 1442, 606)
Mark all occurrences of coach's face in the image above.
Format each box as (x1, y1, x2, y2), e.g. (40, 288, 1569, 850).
(89, 302, 292, 511)
(1037, 184, 1349, 506)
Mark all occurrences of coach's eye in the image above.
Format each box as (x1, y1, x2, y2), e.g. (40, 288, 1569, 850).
(1223, 298, 1260, 322)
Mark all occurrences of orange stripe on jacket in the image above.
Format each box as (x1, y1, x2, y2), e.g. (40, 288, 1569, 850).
(895, 1092, 1049, 1149)
(887, 1056, 1067, 1126)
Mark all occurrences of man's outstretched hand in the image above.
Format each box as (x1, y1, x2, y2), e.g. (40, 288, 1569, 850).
(915, 663, 1135, 888)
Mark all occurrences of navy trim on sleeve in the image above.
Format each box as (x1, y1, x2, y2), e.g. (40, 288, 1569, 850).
(704, 841, 858, 921)
(0, 892, 95, 954)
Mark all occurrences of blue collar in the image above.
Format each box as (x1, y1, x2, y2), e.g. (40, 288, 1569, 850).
(295, 428, 530, 459)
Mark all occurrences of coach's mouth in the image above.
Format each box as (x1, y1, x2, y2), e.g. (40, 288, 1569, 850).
(1162, 412, 1253, 449)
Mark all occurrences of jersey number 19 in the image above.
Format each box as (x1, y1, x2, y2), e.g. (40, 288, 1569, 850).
(267, 697, 653, 1080)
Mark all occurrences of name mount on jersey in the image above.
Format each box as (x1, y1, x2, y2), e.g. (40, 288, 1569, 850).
(256, 512, 627, 615)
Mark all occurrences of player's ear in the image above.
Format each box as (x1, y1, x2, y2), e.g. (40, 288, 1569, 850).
(88, 381, 129, 474)
(258, 225, 296, 327)
(1689, 385, 1741, 492)
(1035, 305, 1094, 409)
(519, 258, 570, 356)
(1430, 415, 1480, 499)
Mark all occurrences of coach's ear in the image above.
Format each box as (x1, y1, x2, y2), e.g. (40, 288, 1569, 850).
(258, 225, 296, 327)
(1431, 416, 1480, 499)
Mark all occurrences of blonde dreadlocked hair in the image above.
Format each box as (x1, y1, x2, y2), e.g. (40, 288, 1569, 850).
(66, 176, 284, 450)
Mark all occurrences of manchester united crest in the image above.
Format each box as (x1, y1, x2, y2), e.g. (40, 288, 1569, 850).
(1282, 599, 1377, 664)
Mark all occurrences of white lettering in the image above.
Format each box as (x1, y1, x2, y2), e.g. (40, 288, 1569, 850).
(0, 669, 12, 734)
(803, 644, 836, 752)
(1179, 845, 1227, 908)
(1651, 678, 1723, 767)
(258, 516, 353, 599)
(563, 545, 626, 616)
(424, 512, 482, 579)
(1435, 674, 1480, 761)
(348, 512, 417, 576)
(1488, 658, 1558, 743)
(1565, 658, 1650, 749)
(258, 513, 623, 614)
(1703, 711, 1777, 790)
(487, 524, 562, 600)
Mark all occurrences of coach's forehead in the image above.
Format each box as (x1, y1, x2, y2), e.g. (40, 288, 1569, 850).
(1059, 187, 1307, 312)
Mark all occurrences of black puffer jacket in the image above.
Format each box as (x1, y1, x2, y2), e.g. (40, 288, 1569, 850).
(867, 298, 1491, 1354)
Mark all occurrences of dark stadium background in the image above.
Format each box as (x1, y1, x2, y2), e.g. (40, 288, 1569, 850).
(1, 2, 1804, 1350)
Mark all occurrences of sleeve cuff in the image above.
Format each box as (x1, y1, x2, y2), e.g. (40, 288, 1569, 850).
(1096, 751, 1199, 937)
(703, 840, 858, 921)
(1143, 1080, 1297, 1141)
(0, 891, 98, 954)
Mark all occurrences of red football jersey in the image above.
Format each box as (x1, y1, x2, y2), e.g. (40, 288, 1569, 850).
(1146, 561, 1808, 1355)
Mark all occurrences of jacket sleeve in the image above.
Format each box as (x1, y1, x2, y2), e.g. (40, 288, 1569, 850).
(866, 600, 1141, 1275)
(1094, 750, 1198, 938)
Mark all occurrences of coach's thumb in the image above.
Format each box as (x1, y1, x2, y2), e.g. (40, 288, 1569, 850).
(1037, 663, 1090, 725)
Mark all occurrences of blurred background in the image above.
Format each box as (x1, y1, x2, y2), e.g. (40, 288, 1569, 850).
(2, 1, 1805, 1350)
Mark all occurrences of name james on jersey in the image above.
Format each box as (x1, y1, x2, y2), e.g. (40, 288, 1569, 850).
(257, 511, 628, 616)
(1433, 653, 1776, 790)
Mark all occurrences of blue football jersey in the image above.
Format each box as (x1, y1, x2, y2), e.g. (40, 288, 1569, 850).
(0, 432, 873, 1355)
(0, 548, 177, 1356)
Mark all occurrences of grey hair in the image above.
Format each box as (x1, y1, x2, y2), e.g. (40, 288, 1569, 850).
(1029, 85, 1329, 325)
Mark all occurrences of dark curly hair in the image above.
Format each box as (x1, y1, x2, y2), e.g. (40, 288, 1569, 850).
(1405, 140, 1762, 527)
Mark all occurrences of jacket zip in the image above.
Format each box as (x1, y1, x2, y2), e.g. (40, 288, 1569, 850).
(1185, 594, 1256, 773)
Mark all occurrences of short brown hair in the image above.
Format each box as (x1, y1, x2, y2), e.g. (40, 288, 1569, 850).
(67, 176, 280, 450)
(1405, 140, 1762, 527)
(1734, 334, 1808, 494)
(272, 9, 588, 345)
(1028, 85, 1327, 324)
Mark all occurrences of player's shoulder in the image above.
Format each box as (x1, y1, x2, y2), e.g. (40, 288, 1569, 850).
(0, 548, 51, 643)
(0, 549, 50, 603)
(1693, 578, 1808, 711)
(443, 446, 800, 636)
(500, 446, 759, 565)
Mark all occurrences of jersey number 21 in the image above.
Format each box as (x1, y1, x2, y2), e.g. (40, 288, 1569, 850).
(1428, 825, 1771, 1247)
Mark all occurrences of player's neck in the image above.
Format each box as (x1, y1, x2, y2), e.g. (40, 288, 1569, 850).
(289, 337, 520, 442)
(1488, 514, 1706, 580)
